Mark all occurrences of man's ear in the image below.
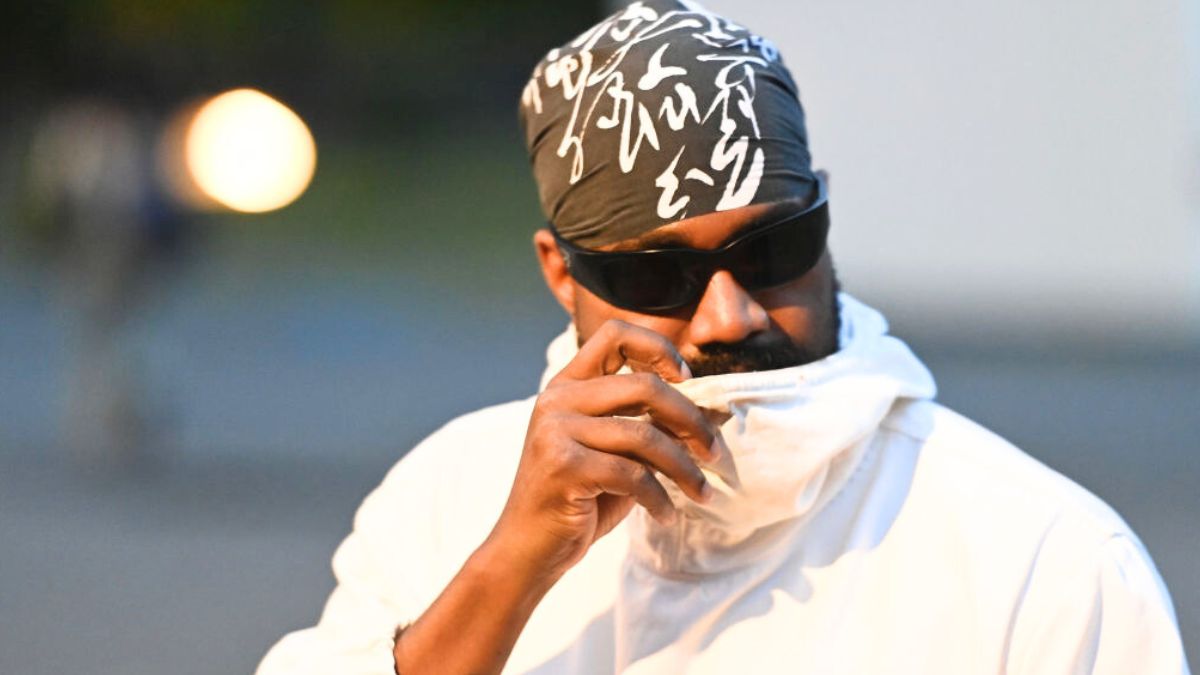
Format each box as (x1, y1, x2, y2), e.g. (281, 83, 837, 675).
(533, 229, 576, 316)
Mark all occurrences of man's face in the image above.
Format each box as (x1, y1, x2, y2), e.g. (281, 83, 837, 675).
(534, 200, 841, 377)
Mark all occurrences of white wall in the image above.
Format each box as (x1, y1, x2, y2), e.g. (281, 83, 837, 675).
(702, 0, 1199, 346)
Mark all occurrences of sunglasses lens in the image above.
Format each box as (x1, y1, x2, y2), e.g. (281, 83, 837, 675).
(596, 255, 697, 311)
(557, 198, 829, 313)
(729, 217, 826, 291)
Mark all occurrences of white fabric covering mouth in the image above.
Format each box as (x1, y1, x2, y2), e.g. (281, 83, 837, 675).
(648, 295, 935, 568)
(543, 293, 936, 576)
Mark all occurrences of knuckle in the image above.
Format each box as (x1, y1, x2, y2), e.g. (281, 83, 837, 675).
(629, 421, 659, 446)
(544, 371, 571, 388)
(550, 443, 586, 475)
(626, 461, 651, 485)
(535, 386, 562, 411)
(534, 404, 581, 431)
(648, 331, 674, 352)
(599, 319, 627, 341)
(631, 371, 664, 397)
(527, 425, 564, 460)
(537, 381, 582, 412)
(639, 330, 674, 355)
(530, 407, 564, 432)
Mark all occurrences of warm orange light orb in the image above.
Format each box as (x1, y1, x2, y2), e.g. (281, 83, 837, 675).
(184, 88, 316, 213)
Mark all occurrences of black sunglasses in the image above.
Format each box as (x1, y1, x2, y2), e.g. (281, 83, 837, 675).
(550, 176, 830, 313)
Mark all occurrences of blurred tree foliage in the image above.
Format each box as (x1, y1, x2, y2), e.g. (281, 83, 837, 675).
(0, 0, 601, 136)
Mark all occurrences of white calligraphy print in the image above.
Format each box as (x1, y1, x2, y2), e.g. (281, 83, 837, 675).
(524, 1, 783, 222)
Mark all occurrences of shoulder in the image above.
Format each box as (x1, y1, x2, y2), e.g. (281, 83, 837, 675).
(868, 401, 1184, 666)
(379, 395, 537, 488)
(354, 395, 536, 554)
(864, 399, 1162, 605)
(334, 396, 538, 604)
(881, 399, 1135, 547)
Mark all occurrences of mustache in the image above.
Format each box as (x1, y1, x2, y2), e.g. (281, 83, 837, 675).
(686, 335, 821, 377)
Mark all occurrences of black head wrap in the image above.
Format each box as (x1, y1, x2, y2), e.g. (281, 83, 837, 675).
(519, 0, 817, 248)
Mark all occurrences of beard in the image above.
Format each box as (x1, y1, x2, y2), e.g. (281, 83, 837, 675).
(685, 274, 842, 378)
(686, 333, 820, 377)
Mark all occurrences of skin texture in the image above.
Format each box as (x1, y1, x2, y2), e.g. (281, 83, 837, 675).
(393, 201, 840, 675)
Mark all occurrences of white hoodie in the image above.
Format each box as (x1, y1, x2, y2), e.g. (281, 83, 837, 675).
(258, 294, 1188, 674)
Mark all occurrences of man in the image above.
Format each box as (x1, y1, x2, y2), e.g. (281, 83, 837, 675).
(258, 2, 1188, 673)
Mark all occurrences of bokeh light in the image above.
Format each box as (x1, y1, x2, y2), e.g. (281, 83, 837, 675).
(184, 88, 316, 213)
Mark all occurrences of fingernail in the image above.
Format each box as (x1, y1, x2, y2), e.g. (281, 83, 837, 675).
(678, 359, 692, 380)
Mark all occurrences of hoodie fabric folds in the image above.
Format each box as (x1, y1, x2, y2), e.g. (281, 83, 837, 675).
(257, 294, 1188, 675)
(618, 296, 936, 668)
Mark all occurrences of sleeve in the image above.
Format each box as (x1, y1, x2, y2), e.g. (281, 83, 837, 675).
(1007, 532, 1190, 675)
(255, 434, 454, 675)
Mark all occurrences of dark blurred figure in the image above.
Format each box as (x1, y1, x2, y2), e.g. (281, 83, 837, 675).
(21, 98, 192, 467)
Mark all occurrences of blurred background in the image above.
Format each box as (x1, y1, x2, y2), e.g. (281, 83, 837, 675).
(0, 1, 1195, 673)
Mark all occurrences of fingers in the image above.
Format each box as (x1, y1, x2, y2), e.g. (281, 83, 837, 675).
(555, 320, 691, 383)
(569, 416, 712, 504)
(549, 372, 720, 464)
(579, 451, 678, 526)
(530, 319, 722, 534)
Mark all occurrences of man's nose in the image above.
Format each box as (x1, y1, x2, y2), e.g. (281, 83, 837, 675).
(686, 270, 771, 345)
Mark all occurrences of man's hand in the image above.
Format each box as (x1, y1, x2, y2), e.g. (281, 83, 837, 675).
(487, 319, 719, 581)
(393, 320, 720, 674)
